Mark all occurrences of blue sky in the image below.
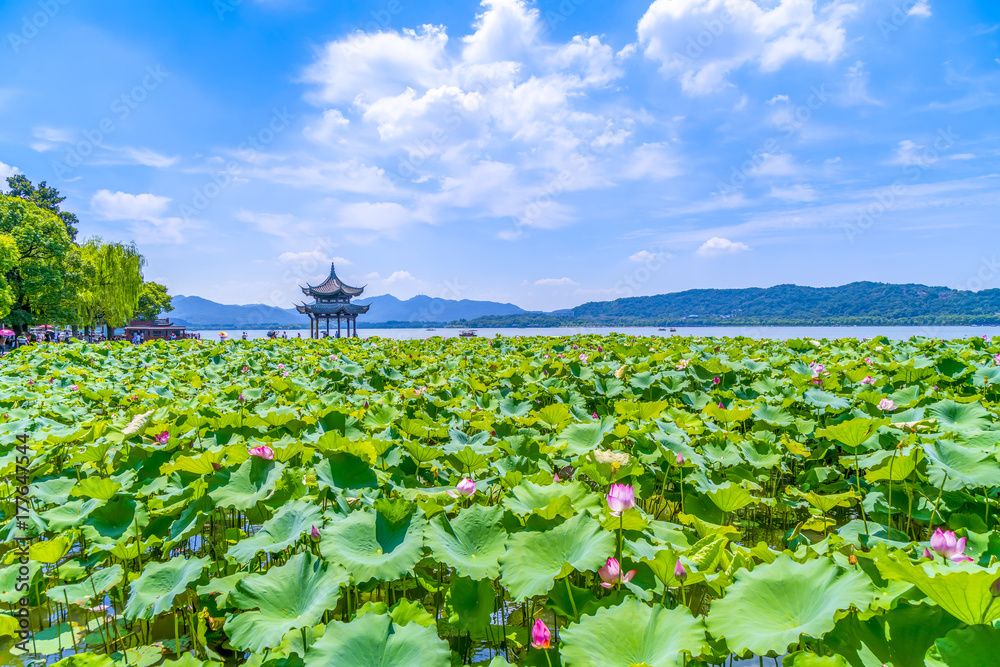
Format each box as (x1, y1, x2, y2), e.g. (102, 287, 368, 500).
(1, 0, 998, 311)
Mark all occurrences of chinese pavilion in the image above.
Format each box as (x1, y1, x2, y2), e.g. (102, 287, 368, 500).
(296, 263, 370, 338)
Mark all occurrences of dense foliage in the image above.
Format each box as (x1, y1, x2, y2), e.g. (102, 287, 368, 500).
(457, 282, 1000, 327)
(0, 176, 172, 330)
(2, 333, 1000, 666)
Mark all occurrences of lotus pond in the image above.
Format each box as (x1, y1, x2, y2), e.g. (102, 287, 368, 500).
(2, 334, 1000, 667)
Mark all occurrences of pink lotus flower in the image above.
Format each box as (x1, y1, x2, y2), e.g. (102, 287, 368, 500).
(607, 483, 635, 516)
(598, 557, 636, 588)
(877, 398, 895, 411)
(674, 560, 688, 583)
(864, 357, 873, 365)
(241, 365, 249, 374)
(282, 371, 289, 377)
(70, 384, 78, 391)
(238, 393, 246, 403)
(592, 412, 599, 419)
(310, 526, 321, 541)
(713, 376, 721, 385)
(248, 445, 274, 460)
(676, 452, 685, 465)
(448, 478, 476, 498)
(531, 619, 551, 649)
(579, 353, 587, 362)
(930, 528, 973, 562)
(277, 363, 284, 370)
(675, 359, 689, 370)
(811, 363, 826, 377)
(27, 380, 34, 386)
(717, 402, 725, 409)
(861, 376, 874, 385)
(921, 547, 933, 560)
(154, 431, 170, 445)
(994, 353, 1000, 365)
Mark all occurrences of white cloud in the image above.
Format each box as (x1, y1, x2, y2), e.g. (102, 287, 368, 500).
(91, 190, 171, 221)
(768, 184, 817, 201)
(750, 152, 798, 177)
(235, 209, 298, 238)
(384, 270, 416, 283)
(295, 0, 638, 239)
(843, 61, 881, 106)
(0, 160, 20, 181)
(629, 250, 658, 262)
(889, 139, 936, 167)
(117, 147, 180, 168)
(278, 250, 352, 266)
(637, 0, 858, 95)
(534, 277, 579, 286)
(908, 1, 931, 18)
(90, 190, 190, 244)
(696, 237, 751, 256)
(767, 94, 789, 104)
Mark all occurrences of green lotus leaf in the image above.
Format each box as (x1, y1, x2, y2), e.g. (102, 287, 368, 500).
(225, 552, 348, 652)
(817, 418, 881, 449)
(707, 555, 874, 656)
(706, 482, 756, 513)
(927, 399, 990, 433)
(502, 480, 600, 518)
(921, 440, 1000, 491)
(803, 389, 850, 411)
(445, 576, 494, 633)
(124, 555, 210, 620)
(71, 477, 122, 500)
(499, 513, 615, 600)
(46, 565, 124, 606)
(81, 495, 148, 549)
(875, 554, 1000, 625)
(50, 654, 115, 667)
(303, 612, 450, 667)
(319, 507, 426, 583)
(387, 598, 436, 628)
(227, 499, 323, 562)
(560, 597, 708, 666)
(825, 603, 961, 667)
(315, 451, 378, 493)
(753, 405, 794, 426)
(209, 457, 285, 510)
(926, 624, 1000, 667)
(423, 504, 507, 580)
(557, 420, 614, 455)
(783, 653, 849, 667)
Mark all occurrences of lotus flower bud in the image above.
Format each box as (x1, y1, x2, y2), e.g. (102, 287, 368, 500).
(598, 557, 636, 589)
(991, 577, 1000, 598)
(310, 526, 321, 541)
(448, 478, 476, 498)
(674, 560, 688, 583)
(154, 431, 170, 445)
(531, 619, 551, 649)
(675, 452, 685, 465)
(248, 445, 274, 460)
(606, 483, 635, 517)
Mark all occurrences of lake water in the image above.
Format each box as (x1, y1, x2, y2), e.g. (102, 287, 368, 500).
(191, 325, 999, 341)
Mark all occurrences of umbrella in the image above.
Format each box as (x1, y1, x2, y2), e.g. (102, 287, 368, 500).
(36, 325, 54, 330)
(218, 332, 228, 339)
(0, 329, 14, 336)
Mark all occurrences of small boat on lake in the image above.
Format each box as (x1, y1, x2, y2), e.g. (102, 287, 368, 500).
(460, 330, 477, 337)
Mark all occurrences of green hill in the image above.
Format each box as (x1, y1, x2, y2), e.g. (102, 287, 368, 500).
(455, 282, 1000, 327)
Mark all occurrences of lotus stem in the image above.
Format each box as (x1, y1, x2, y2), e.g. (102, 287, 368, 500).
(564, 577, 578, 620)
(927, 472, 949, 539)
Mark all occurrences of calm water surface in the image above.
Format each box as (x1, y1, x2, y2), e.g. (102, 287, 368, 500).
(192, 325, 999, 341)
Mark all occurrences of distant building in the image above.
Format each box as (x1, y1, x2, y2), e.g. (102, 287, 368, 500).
(124, 319, 187, 340)
(295, 263, 370, 338)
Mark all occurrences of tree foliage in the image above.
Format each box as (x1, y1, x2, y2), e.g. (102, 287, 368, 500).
(0, 195, 78, 328)
(5, 174, 79, 241)
(134, 281, 173, 321)
(0, 233, 18, 320)
(77, 238, 146, 330)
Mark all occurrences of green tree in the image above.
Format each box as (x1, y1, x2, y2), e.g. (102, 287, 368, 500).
(134, 281, 173, 321)
(77, 238, 146, 337)
(0, 234, 18, 321)
(5, 175, 79, 241)
(0, 196, 78, 331)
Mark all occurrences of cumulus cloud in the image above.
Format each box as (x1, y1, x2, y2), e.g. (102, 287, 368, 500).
(696, 237, 751, 256)
(384, 270, 416, 283)
(91, 190, 190, 243)
(629, 250, 658, 262)
(295, 0, 642, 239)
(637, 0, 858, 95)
(535, 277, 579, 286)
(908, 1, 931, 18)
(0, 160, 20, 181)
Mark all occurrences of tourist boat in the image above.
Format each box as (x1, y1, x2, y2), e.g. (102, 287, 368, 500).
(460, 330, 477, 337)
(426, 328, 436, 331)
(658, 327, 667, 331)
(670, 328, 677, 332)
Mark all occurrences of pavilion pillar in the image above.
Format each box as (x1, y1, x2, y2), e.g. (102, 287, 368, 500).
(352, 315, 358, 337)
(337, 315, 341, 338)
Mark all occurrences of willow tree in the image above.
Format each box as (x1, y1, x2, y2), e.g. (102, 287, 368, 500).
(0, 234, 18, 321)
(77, 238, 146, 337)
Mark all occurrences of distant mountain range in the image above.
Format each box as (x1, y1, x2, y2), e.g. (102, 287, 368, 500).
(168, 294, 529, 329)
(166, 282, 1000, 329)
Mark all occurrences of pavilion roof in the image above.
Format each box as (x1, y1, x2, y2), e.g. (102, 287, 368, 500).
(301, 263, 365, 298)
(296, 302, 370, 315)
